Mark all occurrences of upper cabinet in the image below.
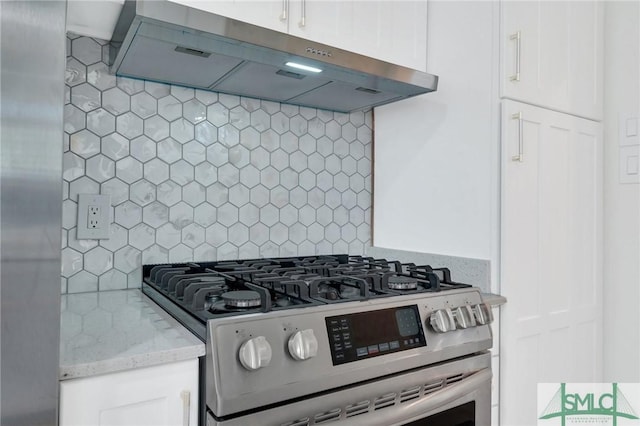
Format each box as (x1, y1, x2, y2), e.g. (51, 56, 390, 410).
(501, 1, 603, 120)
(172, 1, 427, 71)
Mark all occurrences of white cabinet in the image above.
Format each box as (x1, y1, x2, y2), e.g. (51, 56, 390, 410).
(500, 99, 603, 425)
(60, 359, 199, 426)
(169, 0, 428, 71)
(501, 1, 603, 120)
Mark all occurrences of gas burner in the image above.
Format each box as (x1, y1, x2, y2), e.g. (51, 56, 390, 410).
(221, 290, 262, 308)
(387, 276, 419, 290)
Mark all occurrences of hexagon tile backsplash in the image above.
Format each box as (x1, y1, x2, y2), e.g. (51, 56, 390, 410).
(61, 35, 373, 294)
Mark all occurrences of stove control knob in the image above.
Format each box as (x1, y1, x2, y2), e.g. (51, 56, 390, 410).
(473, 303, 494, 325)
(239, 336, 272, 371)
(430, 308, 456, 333)
(454, 305, 477, 329)
(288, 329, 318, 361)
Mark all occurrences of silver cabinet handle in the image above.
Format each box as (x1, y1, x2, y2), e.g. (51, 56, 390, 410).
(512, 112, 523, 162)
(280, 0, 288, 21)
(181, 390, 191, 426)
(299, 0, 306, 28)
(509, 31, 521, 82)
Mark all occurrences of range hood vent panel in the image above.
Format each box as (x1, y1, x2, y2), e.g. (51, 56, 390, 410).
(110, 0, 439, 112)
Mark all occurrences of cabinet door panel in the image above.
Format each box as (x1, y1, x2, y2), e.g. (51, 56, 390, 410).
(500, 100, 603, 425)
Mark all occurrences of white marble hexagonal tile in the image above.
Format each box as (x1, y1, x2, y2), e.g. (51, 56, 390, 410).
(216, 242, 238, 260)
(357, 157, 371, 177)
(193, 243, 216, 261)
(84, 246, 113, 275)
(86, 108, 115, 137)
(195, 121, 217, 146)
(316, 171, 333, 191)
(207, 103, 229, 127)
(63, 152, 85, 182)
(325, 120, 341, 141)
(99, 223, 128, 252)
(349, 110, 365, 127)
(195, 89, 218, 105)
(169, 244, 193, 262)
(69, 176, 99, 201)
(194, 163, 217, 186)
(349, 206, 366, 225)
(334, 139, 350, 159)
(317, 206, 333, 226)
(67, 270, 98, 293)
(297, 240, 315, 256)
(62, 247, 83, 278)
(260, 166, 279, 189)
(325, 154, 341, 175)
(130, 179, 156, 206)
(270, 223, 288, 245)
(239, 128, 259, 151)
(144, 158, 169, 185)
(85, 155, 115, 183)
(170, 118, 194, 143)
(131, 92, 157, 119)
(280, 103, 299, 117)
(279, 205, 298, 226)
(115, 157, 143, 184)
(171, 86, 194, 102)
(238, 203, 259, 226)
(248, 222, 269, 246)
(87, 62, 116, 91)
(157, 180, 182, 207)
(288, 222, 306, 244)
(66, 57, 86, 87)
(316, 136, 333, 157)
(259, 241, 279, 258)
(158, 95, 182, 121)
(289, 116, 308, 137)
(114, 201, 142, 228)
(308, 117, 325, 139)
(237, 242, 258, 259)
(357, 223, 370, 243)
(334, 172, 349, 192)
(156, 222, 181, 249)
(142, 245, 169, 265)
(170, 160, 194, 185)
(341, 157, 357, 177)
(205, 182, 229, 207)
(113, 245, 141, 274)
(260, 129, 279, 152)
(249, 185, 269, 208)
(270, 149, 289, 171)
(169, 201, 194, 228)
(307, 153, 325, 174)
(68, 228, 98, 253)
(157, 137, 182, 164)
(341, 189, 357, 210)
(342, 223, 357, 243)
(250, 146, 270, 170)
(308, 188, 325, 209)
(71, 83, 100, 112)
(129, 223, 155, 251)
(350, 140, 366, 160)
(193, 203, 217, 227)
(289, 152, 307, 173)
(183, 181, 205, 207)
(117, 76, 144, 95)
(183, 141, 206, 165)
(228, 222, 249, 246)
(289, 187, 307, 208)
(217, 203, 239, 227)
(270, 112, 290, 135)
(183, 99, 206, 124)
(142, 201, 169, 228)
(307, 223, 325, 244)
(70, 129, 100, 158)
(325, 189, 342, 209)
(270, 186, 288, 208)
(101, 178, 129, 206)
(144, 116, 170, 142)
(357, 191, 371, 211)
(145, 81, 171, 99)
(228, 145, 250, 169)
(218, 123, 240, 147)
(230, 106, 250, 130)
(130, 135, 156, 163)
(206, 223, 228, 247)
(333, 206, 349, 226)
(299, 170, 316, 191)
(62, 200, 77, 230)
(239, 165, 260, 189)
(72, 37, 101, 65)
(102, 133, 129, 160)
(116, 112, 143, 139)
(182, 223, 205, 248)
(298, 106, 316, 120)
(259, 204, 279, 227)
(241, 97, 261, 112)
(349, 174, 365, 193)
(249, 109, 270, 132)
(228, 184, 250, 207)
(64, 104, 86, 134)
(218, 163, 240, 188)
(98, 269, 128, 291)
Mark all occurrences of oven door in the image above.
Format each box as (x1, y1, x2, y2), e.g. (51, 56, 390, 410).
(207, 352, 491, 426)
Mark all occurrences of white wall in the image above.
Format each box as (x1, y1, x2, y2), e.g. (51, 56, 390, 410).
(603, 1, 640, 382)
(373, 2, 500, 274)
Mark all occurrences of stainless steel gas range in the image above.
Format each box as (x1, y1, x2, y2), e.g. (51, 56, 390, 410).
(142, 255, 494, 426)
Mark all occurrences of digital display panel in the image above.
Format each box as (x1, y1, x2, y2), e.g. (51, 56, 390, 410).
(325, 305, 426, 365)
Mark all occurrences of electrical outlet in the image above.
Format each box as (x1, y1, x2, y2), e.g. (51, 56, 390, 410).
(77, 194, 111, 240)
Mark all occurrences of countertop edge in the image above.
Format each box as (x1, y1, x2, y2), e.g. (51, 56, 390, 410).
(481, 292, 507, 307)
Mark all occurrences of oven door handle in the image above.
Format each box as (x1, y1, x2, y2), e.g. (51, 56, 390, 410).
(340, 368, 492, 426)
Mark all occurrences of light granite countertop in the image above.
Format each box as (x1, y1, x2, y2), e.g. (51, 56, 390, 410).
(60, 289, 205, 381)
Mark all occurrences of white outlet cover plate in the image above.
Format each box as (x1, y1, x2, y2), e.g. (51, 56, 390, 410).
(77, 194, 111, 239)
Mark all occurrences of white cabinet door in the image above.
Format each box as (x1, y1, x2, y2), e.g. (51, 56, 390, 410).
(500, 100, 603, 425)
(501, 1, 603, 120)
(60, 359, 199, 426)
(168, 0, 288, 33)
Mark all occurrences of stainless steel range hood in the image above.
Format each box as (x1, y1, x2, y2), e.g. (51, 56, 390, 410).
(110, 1, 438, 113)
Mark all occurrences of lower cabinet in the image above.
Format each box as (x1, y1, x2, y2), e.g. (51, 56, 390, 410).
(60, 359, 199, 426)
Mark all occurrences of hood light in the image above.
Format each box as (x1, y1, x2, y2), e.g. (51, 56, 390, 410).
(285, 62, 322, 73)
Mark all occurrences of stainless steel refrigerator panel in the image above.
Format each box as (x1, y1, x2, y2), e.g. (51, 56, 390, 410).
(1, 1, 66, 424)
